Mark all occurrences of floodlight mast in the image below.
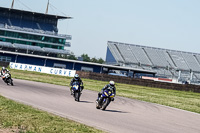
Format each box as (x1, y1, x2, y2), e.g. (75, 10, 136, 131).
(45, 0, 50, 14)
(11, 0, 15, 9)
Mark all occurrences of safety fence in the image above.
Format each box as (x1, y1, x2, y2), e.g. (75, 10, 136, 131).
(77, 71, 200, 93)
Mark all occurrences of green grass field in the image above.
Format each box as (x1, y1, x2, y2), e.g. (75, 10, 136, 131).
(0, 95, 104, 133)
(1, 68, 200, 132)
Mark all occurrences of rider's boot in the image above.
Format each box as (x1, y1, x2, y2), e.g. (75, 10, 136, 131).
(96, 92, 102, 102)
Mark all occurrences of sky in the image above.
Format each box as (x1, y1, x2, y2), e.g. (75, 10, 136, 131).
(1, 0, 200, 60)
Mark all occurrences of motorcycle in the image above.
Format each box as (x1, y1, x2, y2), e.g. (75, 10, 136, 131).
(2, 73, 13, 86)
(96, 87, 115, 110)
(71, 81, 82, 102)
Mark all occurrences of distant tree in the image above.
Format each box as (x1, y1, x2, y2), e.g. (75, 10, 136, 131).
(67, 55, 77, 60)
(81, 54, 90, 62)
(91, 57, 98, 63)
(97, 58, 105, 64)
(58, 53, 105, 64)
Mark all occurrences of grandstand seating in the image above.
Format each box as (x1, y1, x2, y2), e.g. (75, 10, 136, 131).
(0, 41, 69, 55)
(168, 51, 189, 71)
(115, 43, 138, 64)
(144, 48, 168, 67)
(194, 73, 200, 80)
(0, 17, 65, 37)
(43, 47, 70, 54)
(181, 52, 200, 72)
(158, 50, 176, 68)
(129, 45, 152, 66)
(106, 41, 200, 83)
(195, 55, 200, 65)
(153, 69, 172, 77)
(178, 71, 191, 81)
(107, 43, 124, 63)
(2, 24, 69, 38)
(0, 41, 13, 48)
(0, 23, 4, 28)
(9, 18, 53, 31)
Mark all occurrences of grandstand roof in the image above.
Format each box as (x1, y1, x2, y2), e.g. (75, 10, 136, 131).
(0, 6, 72, 20)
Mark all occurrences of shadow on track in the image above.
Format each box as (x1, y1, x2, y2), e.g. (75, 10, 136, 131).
(79, 101, 94, 103)
(103, 109, 129, 113)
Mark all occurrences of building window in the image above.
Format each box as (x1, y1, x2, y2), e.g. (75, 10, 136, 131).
(0, 56, 11, 62)
(0, 30, 66, 46)
(53, 63, 66, 69)
(81, 67, 93, 72)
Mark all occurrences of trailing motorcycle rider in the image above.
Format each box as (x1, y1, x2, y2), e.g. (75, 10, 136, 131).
(97, 81, 116, 102)
(1, 67, 11, 82)
(70, 74, 84, 95)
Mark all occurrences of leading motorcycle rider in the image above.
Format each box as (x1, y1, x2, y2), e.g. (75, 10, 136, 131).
(97, 80, 116, 101)
(1, 67, 11, 81)
(70, 74, 84, 95)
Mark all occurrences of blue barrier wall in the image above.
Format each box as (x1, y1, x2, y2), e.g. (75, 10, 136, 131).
(17, 55, 46, 66)
(0, 52, 102, 73)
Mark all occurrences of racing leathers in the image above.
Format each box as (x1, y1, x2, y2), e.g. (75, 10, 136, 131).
(1, 68, 10, 81)
(98, 84, 116, 101)
(70, 77, 84, 94)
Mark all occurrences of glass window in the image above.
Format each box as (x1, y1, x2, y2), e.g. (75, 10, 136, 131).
(0, 30, 5, 35)
(81, 67, 93, 72)
(2, 56, 6, 61)
(1, 30, 66, 48)
(6, 57, 11, 62)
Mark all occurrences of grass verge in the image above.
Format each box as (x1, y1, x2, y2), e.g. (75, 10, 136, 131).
(0, 95, 104, 133)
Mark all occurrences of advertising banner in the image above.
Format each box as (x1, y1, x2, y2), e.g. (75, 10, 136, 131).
(10, 62, 76, 77)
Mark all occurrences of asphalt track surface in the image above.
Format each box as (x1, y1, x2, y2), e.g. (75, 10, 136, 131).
(0, 79, 200, 133)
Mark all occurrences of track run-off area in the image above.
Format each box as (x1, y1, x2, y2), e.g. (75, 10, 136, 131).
(0, 79, 200, 133)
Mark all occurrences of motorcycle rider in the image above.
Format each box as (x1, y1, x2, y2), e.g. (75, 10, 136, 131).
(1, 67, 11, 82)
(97, 80, 116, 101)
(70, 74, 84, 95)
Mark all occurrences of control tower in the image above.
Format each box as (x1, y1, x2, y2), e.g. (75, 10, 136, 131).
(0, 6, 72, 56)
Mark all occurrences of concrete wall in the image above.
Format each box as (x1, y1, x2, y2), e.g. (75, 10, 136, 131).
(77, 71, 200, 93)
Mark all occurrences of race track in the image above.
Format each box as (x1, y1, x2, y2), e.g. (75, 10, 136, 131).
(0, 79, 200, 133)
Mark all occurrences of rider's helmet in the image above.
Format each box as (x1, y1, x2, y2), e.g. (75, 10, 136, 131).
(74, 74, 79, 80)
(109, 81, 115, 87)
(2, 67, 5, 71)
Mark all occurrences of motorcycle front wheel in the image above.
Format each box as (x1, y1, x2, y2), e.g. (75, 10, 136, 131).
(102, 98, 111, 110)
(96, 99, 101, 109)
(74, 91, 80, 102)
(9, 79, 13, 86)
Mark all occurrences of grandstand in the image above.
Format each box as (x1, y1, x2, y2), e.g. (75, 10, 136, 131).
(0, 41, 70, 55)
(106, 41, 200, 84)
(0, 6, 71, 57)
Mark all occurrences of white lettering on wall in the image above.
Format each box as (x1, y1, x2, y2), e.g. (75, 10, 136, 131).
(10, 62, 76, 77)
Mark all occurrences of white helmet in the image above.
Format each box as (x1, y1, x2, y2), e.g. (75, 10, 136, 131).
(74, 74, 79, 80)
(2, 67, 5, 70)
(109, 81, 115, 86)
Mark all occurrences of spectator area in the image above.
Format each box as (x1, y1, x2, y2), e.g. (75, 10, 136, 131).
(106, 41, 200, 83)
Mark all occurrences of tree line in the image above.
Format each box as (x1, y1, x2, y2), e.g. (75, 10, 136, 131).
(59, 54, 105, 64)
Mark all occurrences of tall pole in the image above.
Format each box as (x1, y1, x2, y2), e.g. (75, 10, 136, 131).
(11, 0, 15, 9)
(45, 0, 49, 14)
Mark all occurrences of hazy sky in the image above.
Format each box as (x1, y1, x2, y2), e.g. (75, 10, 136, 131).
(1, 0, 200, 60)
